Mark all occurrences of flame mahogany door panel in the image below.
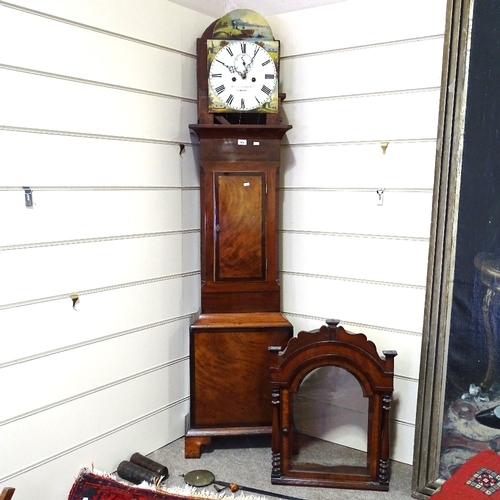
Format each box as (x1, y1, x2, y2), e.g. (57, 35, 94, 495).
(215, 172, 266, 281)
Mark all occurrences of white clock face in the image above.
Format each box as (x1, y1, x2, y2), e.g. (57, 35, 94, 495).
(208, 41, 278, 112)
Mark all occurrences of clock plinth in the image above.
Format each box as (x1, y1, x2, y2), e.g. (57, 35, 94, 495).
(185, 11, 292, 458)
(185, 312, 292, 458)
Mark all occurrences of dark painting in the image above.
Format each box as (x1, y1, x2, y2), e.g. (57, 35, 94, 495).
(440, 0, 500, 478)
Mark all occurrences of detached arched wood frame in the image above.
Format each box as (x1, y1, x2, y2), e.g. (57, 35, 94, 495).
(269, 320, 397, 491)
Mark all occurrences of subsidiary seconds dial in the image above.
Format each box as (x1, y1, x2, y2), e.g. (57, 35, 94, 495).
(208, 41, 278, 112)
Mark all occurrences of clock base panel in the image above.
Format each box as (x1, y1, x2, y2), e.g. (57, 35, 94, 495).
(186, 312, 292, 458)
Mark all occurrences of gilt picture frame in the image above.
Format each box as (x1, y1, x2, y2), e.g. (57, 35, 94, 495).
(412, 0, 500, 497)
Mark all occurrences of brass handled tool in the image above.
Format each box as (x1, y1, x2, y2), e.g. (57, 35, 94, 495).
(213, 480, 306, 500)
(183, 469, 305, 500)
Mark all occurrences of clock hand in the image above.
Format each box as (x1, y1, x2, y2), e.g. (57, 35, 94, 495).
(218, 58, 247, 79)
(243, 48, 260, 75)
(240, 59, 252, 79)
(215, 59, 237, 73)
(232, 56, 250, 79)
(233, 52, 255, 79)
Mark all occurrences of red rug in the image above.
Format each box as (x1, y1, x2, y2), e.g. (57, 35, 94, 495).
(68, 468, 239, 500)
(433, 450, 500, 498)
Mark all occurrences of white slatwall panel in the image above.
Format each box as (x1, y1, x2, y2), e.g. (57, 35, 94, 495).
(2, 354, 188, 433)
(1, 233, 199, 304)
(392, 421, 416, 464)
(394, 377, 419, 425)
(1, 130, 192, 187)
(281, 141, 437, 189)
(284, 91, 441, 144)
(281, 37, 444, 101)
(0, 276, 200, 364)
(2, 363, 188, 464)
(1, 70, 191, 141)
(281, 232, 429, 286)
(6, 0, 201, 54)
(0, 403, 190, 498)
(0, 191, 186, 245)
(271, 0, 447, 56)
(0, 8, 196, 99)
(269, 0, 447, 465)
(0, 1, 211, 497)
(181, 189, 201, 228)
(282, 190, 433, 237)
(282, 274, 426, 333)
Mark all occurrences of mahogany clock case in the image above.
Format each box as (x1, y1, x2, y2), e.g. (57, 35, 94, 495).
(185, 11, 293, 459)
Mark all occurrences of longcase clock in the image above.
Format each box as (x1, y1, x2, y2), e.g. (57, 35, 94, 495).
(185, 10, 293, 459)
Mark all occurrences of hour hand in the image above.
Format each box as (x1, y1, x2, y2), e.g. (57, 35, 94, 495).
(243, 49, 259, 74)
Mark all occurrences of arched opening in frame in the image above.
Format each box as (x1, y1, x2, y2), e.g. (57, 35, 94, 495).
(291, 366, 369, 471)
(269, 320, 396, 491)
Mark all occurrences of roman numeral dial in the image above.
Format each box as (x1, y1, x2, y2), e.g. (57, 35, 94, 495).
(208, 40, 278, 112)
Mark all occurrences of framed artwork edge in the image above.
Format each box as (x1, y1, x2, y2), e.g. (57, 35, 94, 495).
(411, 0, 475, 497)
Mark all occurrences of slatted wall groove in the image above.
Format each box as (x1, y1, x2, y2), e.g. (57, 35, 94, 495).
(269, 0, 448, 464)
(0, 1, 210, 498)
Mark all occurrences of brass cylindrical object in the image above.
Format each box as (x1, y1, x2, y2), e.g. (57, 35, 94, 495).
(130, 452, 169, 478)
(116, 460, 159, 485)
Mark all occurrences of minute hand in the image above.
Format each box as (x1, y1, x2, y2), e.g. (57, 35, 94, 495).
(215, 59, 237, 73)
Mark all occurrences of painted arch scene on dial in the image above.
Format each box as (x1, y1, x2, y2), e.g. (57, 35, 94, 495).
(212, 9, 275, 40)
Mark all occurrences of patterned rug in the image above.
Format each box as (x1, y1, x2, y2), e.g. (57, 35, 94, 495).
(68, 468, 264, 500)
(433, 450, 500, 498)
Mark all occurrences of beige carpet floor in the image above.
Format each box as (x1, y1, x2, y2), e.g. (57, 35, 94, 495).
(148, 435, 414, 500)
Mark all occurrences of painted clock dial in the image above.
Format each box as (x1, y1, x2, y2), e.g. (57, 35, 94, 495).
(207, 40, 279, 113)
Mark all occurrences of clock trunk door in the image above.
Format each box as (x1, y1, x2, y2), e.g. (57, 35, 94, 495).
(215, 172, 266, 281)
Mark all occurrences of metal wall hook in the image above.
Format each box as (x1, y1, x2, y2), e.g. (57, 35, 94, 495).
(376, 188, 385, 206)
(23, 187, 33, 207)
(70, 293, 79, 310)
